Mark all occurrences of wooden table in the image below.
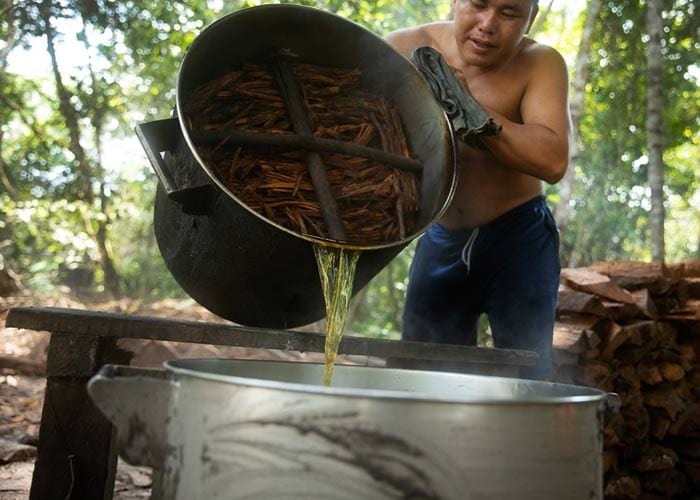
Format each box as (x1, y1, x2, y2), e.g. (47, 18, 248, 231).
(6, 306, 537, 499)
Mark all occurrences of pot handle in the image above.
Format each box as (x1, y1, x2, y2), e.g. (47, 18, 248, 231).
(135, 118, 182, 196)
(88, 364, 174, 467)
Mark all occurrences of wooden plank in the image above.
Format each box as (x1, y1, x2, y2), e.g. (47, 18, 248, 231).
(5, 306, 537, 366)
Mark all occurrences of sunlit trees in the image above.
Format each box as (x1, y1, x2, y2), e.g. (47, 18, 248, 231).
(0, 0, 697, 335)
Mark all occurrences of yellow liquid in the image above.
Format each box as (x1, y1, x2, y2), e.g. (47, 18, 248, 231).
(313, 244, 361, 386)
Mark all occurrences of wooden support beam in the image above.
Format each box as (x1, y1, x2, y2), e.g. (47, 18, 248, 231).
(272, 58, 346, 241)
(190, 129, 423, 173)
(28, 333, 132, 500)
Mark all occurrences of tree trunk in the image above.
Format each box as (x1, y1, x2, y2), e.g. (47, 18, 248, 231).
(554, 0, 603, 239)
(41, 2, 93, 204)
(0, 0, 17, 70)
(646, 0, 665, 263)
(41, 0, 122, 297)
(529, 0, 555, 37)
(80, 17, 122, 299)
(0, 131, 18, 200)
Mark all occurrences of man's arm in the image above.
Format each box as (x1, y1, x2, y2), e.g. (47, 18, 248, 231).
(480, 47, 572, 184)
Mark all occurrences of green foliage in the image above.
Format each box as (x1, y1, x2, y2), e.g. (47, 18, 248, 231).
(556, 0, 699, 266)
(1, 194, 97, 290)
(0, 0, 697, 339)
(107, 177, 184, 299)
(349, 242, 415, 338)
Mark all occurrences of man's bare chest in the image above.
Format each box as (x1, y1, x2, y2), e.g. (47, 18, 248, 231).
(443, 57, 529, 122)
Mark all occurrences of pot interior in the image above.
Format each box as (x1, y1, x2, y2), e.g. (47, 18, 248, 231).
(166, 358, 606, 405)
(176, 4, 456, 249)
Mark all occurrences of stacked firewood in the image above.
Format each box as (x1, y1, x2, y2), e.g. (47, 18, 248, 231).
(551, 260, 700, 499)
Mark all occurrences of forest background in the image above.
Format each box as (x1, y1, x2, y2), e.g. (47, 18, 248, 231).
(0, 0, 697, 339)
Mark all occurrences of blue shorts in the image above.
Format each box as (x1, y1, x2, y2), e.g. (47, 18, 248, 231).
(402, 196, 561, 379)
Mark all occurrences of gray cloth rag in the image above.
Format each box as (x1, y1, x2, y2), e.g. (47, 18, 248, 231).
(411, 46, 501, 147)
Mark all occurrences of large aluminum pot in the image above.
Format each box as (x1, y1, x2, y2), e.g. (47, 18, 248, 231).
(136, 4, 456, 329)
(88, 360, 611, 499)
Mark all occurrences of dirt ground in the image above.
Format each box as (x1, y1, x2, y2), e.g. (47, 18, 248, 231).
(0, 292, 356, 499)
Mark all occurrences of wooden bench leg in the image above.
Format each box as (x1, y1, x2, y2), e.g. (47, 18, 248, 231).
(29, 333, 132, 500)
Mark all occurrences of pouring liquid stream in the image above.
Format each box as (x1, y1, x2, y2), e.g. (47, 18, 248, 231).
(313, 244, 361, 386)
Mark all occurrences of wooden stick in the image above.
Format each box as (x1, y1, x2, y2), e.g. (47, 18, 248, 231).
(189, 129, 423, 173)
(272, 58, 346, 241)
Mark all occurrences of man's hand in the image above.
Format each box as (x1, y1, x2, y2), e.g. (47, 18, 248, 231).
(411, 46, 501, 147)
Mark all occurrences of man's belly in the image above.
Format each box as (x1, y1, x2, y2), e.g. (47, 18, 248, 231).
(439, 152, 545, 229)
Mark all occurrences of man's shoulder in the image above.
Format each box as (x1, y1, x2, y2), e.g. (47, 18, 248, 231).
(384, 22, 453, 57)
(520, 38, 567, 70)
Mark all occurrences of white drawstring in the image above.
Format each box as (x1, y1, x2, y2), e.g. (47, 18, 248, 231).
(460, 228, 479, 275)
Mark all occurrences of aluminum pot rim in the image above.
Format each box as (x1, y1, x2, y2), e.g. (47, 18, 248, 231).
(165, 358, 607, 406)
(174, 4, 457, 251)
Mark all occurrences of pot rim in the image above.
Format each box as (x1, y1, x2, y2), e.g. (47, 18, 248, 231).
(174, 4, 457, 251)
(165, 358, 607, 406)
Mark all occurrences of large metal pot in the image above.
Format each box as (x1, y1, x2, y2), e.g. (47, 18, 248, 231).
(88, 359, 611, 499)
(136, 4, 456, 328)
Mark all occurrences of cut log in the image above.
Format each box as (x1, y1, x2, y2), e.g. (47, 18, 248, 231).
(686, 367, 700, 387)
(650, 322, 678, 349)
(552, 261, 700, 497)
(561, 267, 638, 304)
(604, 469, 641, 498)
(588, 261, 673, 292)
(618, 364, 642, 389)
(615, 377, 644, 409)
(668, 403, 700, 437)
(643, 384, 687, 420)
(630, 288, 659, 319)
(639, 467, 690, 496)
(662, 299, 700, 321)
(604, 412, 627, 448)
(648, 409, 671, 441)
(603, 301, 643, 322)
(553, 322, 592, 354)
(677, 344, 696, 367)
(658, 361, 685, 382)
(557, 285, 609, 317)
(678, 458, 700, 490)
(686, 277, 700, 298)
(654, 297, 682, 317)
(633, 444, 679, 472)
(603, 449, 619, 474)
(551, 348, 579, 368)
(637, 361, 664, 386)
(674, 379, 692, 402)
(600, 321, 655, 360)
(579, 360, 613, 390)
(663, 437, 700, 460)
(622, 406, 651, 443)
(667, 259, 700, 278)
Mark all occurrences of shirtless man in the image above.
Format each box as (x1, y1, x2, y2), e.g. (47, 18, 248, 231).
(386, 0, 571, 378)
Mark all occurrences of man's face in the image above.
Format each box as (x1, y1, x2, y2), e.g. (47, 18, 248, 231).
(452, 0, 538, 67)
